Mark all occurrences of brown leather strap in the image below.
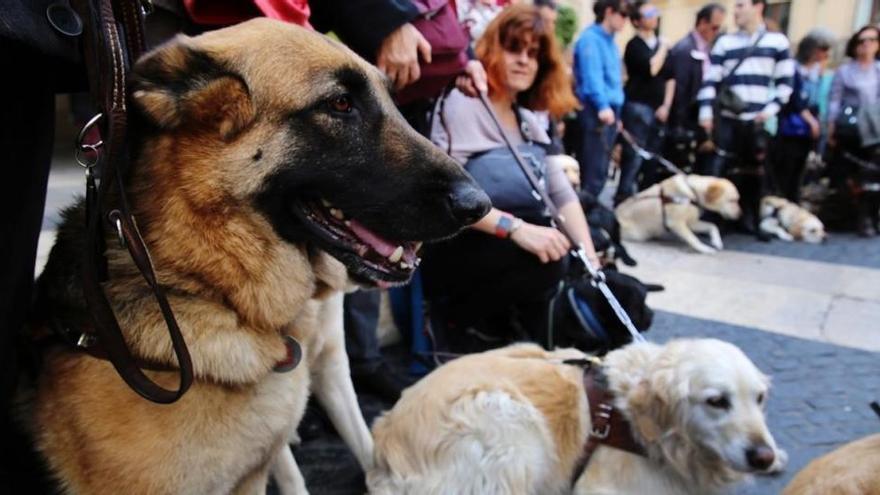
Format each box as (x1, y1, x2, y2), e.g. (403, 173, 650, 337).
(71, 0, 195, 403)
(570, 365, 647, 486)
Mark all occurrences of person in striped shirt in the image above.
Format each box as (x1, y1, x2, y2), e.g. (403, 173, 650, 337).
(696, 0, 794, 238)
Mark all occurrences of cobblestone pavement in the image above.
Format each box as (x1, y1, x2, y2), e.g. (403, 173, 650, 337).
(287, 311, 880, 495)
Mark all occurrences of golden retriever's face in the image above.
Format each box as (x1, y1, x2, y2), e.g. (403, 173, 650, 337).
(129, 19, 490, 287)
(663, 340, 783, 474)
(702, 178, 742, 220)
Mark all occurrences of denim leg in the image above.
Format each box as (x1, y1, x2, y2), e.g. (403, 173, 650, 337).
(701, 118, 736, 177)
(618, 102, 655, 202)
(577, 107, 616, 197)
(344, 290, 383, 374)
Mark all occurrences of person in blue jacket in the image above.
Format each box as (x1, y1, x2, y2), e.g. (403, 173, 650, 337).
(572, 0, 630, 197)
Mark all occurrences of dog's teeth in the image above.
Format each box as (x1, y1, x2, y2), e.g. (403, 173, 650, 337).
(388, 246, 404, 263)
(344, 220, 351, 226)
(321, 198, 332, 208)
(414, 241, 423, 251)
(414, 257, 421, 267)
(330, 208, 344, 220)
(399, 261, 409, 269)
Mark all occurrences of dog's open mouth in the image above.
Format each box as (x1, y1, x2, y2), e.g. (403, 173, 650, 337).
(290, 198, 422, 287)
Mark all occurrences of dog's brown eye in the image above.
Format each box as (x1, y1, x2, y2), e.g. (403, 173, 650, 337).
(757, 393, 765, 405)
(706, 396, 731, 410)
(330, 95, 353, 113)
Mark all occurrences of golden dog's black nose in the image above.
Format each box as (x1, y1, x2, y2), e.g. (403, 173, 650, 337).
(446, 181, 491, 226)
(746, 445, 775, 471)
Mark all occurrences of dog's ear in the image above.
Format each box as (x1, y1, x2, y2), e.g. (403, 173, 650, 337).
(704, 181, 725, 205)
(628, 369, 677, 442)
(130, 35, 255, 140)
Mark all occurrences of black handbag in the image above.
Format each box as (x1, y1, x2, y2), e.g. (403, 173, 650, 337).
(715, 31, 766, 115)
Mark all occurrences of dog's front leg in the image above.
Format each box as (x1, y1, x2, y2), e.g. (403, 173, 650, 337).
(759, 218, 793, 241)
(668, 221, 717, 254)
(272, 444, 309, 495)
(690, 220, 725, 250)
(312, 293, 375, 471)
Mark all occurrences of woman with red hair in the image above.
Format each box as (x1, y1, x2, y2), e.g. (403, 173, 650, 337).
(422, 5, 598, 350)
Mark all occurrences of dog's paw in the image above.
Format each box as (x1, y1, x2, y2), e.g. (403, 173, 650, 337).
(693, 244, 718, 255)
(710, 238, 724, 250)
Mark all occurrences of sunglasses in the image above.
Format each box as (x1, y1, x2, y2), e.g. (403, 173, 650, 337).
(641, 6, 660, 19)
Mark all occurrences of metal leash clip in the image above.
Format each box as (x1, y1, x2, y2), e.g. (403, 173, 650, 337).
(75, 112, 104, 174)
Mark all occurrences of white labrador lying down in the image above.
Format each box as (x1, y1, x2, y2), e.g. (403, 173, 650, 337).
(616, 175, 742, 254)
(368, 339, 786, 495)
(760, 195, 827, 243)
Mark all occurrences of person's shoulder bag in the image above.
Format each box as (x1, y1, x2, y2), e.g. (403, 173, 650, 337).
(395, 0, 470, 106)
(715, 31, 767, 115)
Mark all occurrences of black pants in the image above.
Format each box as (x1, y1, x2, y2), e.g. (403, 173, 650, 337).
(705, 117, 770, 233)
(773, 135, 813, 202)
(421, 220, 568, 350)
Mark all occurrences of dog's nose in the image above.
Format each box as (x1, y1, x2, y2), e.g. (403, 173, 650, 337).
(446, 181, 491, 225)
(746, 445, 776, 471)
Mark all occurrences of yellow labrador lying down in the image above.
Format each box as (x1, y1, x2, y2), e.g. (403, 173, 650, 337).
(368, 339, 786, 495)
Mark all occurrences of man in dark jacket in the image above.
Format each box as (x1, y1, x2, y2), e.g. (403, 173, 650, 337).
(649, 3, 725, 183)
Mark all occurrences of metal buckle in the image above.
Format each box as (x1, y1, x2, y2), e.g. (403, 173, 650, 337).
(75, 113, 104, 169)
(76, 333, 96, 348)
(591, 423, 610, 440)
(108, 210, 127, 248)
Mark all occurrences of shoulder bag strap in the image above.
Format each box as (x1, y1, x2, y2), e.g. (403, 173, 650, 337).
(722, 30, 767, 84)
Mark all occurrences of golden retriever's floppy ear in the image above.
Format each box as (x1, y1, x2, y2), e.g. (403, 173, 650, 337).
(704, 181, 725, 206)
(628, 369, 676, 443)
(130, 35, 255, 140)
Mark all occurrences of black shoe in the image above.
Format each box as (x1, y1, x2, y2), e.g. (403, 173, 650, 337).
(351, 362, 406, 404)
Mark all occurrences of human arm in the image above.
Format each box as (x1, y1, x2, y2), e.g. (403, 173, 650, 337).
(759, 41, 795, 121)
(575, 35, 612, 116)
(656, 78, 675, 123)
(650, 38, 670, 77)
(470, 209, 571, 264)
(309, 0, 419, 63)
(376, 22, 432, 90)
(697, 41, 725, 133)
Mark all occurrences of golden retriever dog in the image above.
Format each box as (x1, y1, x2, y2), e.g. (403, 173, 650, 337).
(23, 19, 489, 495)
(616, 174, 742, 254)
(783, 433, 880, 495)
(368, 339, 785, 495)
(760, 195, 827, 244)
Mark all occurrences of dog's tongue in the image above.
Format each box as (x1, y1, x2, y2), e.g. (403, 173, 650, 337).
(348, 220, 398, 257)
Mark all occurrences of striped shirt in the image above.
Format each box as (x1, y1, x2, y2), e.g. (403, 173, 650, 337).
(698, 27, 795, 122)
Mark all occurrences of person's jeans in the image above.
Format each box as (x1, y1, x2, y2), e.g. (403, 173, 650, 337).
(618, 101, 662, 204)
(576, 104, 619, 197)
(343, 290, 383, 375)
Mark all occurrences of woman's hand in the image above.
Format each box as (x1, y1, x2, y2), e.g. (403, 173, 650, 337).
(510, 222, 571, 263)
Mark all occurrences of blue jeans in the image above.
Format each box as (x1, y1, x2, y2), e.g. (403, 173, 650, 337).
(618, 101, 663, 203)
(576, 104, 619, 197)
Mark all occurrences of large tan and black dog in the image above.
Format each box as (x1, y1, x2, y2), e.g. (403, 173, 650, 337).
(23, 19, 489, 494)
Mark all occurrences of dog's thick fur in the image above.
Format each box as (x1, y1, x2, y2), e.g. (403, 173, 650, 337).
(368, 339, 785, 495)
(783, 434, 880, 495)
(760, 195, 827, 243)
(23, 19, 488, 494)
(616, 174, 742, 254)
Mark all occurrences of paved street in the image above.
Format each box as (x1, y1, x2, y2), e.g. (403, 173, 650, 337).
(39, 159, 880, 494)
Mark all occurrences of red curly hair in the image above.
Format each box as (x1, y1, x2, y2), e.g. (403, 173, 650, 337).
(475, 5, 580, 118)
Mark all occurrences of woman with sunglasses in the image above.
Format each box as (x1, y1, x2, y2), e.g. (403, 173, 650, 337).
(829, 25, 880, 236)
(422, 5, 596, 349)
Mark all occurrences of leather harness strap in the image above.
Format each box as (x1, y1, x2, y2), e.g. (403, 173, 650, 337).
(569, 362, 648, 486)
(64, 0, 197, 403)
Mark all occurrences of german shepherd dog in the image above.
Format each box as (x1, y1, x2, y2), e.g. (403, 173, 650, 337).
(23, 19, 489, 494)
